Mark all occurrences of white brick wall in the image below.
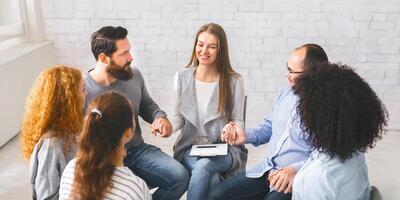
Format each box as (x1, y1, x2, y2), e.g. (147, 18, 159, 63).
(40, 0, 400, 130)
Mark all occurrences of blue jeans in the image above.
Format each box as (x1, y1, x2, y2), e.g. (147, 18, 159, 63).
(124, 143, 189, 200)
(208, 170, 292, 200)
(182, 148, 233, 200)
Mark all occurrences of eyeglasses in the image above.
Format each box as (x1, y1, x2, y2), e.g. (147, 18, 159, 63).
(286, 63, 304, 74)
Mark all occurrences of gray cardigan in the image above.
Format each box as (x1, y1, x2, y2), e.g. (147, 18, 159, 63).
(29, 136, 76, 200)
(172, 68, 248, 177)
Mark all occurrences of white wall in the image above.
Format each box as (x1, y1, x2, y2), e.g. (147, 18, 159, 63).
(0, 0, 20, 26)
(0, 42, 55, 146)
(40, 0, 400, 130)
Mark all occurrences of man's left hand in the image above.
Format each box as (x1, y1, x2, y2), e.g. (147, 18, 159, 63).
(151, 117, 172, 137)
(269, 166, 296, 194)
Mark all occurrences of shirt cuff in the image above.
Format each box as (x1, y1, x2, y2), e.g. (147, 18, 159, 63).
(291, 161, 305, 172)
(154, 110, 167, 119)
(245, 129, 258, 144)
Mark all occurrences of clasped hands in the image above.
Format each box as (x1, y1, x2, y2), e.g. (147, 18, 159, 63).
(220, 121, 295, 194)
(150, 117, 172, 137)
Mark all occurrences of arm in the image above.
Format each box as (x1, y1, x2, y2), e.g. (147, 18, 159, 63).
(294, 168, 336, 199)
(172, 72, 185, 133)
(245, 88, 288, 146)
(220, 77, 245, 144)
(229, 76, 245, 129)
(137, 69, 167, 123)
(290, 160, 307, 172)
(245, 115, 273, 146)
(33, 141, 62, 200)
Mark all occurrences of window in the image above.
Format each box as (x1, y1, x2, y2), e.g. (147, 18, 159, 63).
(0, 0, 44, 50)
(0, 0, 24, 45)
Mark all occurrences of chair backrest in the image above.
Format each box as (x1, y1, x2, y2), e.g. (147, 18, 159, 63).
(243, 95, 247, 128)
(370, 186, 383, 200)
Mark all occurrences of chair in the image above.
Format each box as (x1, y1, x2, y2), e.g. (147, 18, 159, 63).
(243, 95, 247, 128)
(370, 186, 383, 200)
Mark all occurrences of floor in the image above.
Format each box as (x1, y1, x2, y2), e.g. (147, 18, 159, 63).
(1, 129, 399, 199)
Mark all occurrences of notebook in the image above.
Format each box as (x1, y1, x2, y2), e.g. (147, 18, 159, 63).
(189, 143, 228, 157)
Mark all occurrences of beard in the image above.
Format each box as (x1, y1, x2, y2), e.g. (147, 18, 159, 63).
(106, 59, 133, 81)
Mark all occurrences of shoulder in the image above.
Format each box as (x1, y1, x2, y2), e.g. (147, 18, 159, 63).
(114, 167, 148, 188)
(175, 68, 195, 88)
(131, 66, 142, 75)
(231, 73, 243, 84)
(177, 67, 195, 78)
(273, 86, 294, 102)
(131, 66, 145, 81)
(62, 158, 76, 176)
(35, 137, 64, 158)
(114, 167, 150, 197)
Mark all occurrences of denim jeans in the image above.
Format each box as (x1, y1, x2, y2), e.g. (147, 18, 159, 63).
(182, 148, 233, 200)
(124, 143, 189, 200)
(208, 170, 292, 200)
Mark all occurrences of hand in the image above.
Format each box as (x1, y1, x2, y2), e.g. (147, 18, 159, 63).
(268, 166, 296, 194)
(150, 117, 172, 137)
(221, 122, 246, 145)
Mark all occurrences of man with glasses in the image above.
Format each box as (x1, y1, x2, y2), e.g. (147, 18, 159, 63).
(210, 44, 329, 200)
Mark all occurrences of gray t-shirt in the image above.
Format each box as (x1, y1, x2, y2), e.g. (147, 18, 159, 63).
(84, 67, 167, 148)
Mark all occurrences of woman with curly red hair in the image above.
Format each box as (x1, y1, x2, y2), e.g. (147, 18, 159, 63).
(21, 66, 86, 200)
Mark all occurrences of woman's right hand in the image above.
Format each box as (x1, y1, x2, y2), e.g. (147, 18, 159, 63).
(221, 122, 246, 145)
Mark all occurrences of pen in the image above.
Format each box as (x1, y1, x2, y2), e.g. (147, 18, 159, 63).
(197, 145, 217, 148)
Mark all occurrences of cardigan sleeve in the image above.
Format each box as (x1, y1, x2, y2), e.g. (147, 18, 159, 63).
(229, 76, 245, 129)
(172, 72, 185, 133)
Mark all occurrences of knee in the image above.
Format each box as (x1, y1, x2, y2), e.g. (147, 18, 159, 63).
(171, 162, 190, 188)
(192, 159, 215, 174)
(208, 186, 224, 200)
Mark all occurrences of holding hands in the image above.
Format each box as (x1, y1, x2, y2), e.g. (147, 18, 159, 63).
(268, 166, 296, 194)
(150, 117, 172, 137)
(221, 122, 246, 145)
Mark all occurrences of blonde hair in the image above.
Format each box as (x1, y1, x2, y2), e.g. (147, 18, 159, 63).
(21, 65, 83, 160)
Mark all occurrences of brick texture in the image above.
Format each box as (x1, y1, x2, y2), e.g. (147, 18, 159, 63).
(40, 0, 400, 130)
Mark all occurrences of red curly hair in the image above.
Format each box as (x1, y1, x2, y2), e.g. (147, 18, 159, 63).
(20, 65, 83, 160)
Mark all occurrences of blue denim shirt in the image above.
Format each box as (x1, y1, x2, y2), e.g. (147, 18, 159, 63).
(245, 87, 312, 178)
(292, 151, 370, 200)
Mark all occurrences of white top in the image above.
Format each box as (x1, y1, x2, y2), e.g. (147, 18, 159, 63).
(59, 159, 152, 200)
(292, 151, 370, 200)
(172, 72, 245, 134)
(195, 79, 218, 136)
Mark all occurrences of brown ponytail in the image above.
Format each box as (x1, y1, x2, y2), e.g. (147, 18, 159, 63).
(72, 92, 134, 200)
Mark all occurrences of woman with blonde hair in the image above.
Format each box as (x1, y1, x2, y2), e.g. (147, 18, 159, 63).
(21, 66, 86, 200)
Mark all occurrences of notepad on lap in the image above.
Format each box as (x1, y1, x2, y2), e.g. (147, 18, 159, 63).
(189, 143, 228, 157)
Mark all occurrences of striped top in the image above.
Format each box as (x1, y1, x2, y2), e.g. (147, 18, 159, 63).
(59, 159, 152, 200)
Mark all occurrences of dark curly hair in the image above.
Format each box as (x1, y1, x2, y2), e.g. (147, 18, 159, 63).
(294, 62, 388, 160)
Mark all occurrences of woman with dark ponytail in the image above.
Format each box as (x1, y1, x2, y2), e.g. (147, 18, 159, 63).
(59, 92, 151, 200)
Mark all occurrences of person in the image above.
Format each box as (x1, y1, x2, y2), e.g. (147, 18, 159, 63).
(172, 23, 247, 200)
(210, 44, 329, 200)
(84, 26, 188, 200)
(59, 92, 151, 200)
(291, 62, 388, 200)
(20, 66, 86, 200)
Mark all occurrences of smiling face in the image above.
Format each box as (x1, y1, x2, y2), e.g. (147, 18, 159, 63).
(287, 47, 307, 86)
(195, 31, 218, 68)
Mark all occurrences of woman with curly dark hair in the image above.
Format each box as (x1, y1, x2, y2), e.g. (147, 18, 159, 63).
(292, 62, 388, 200)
